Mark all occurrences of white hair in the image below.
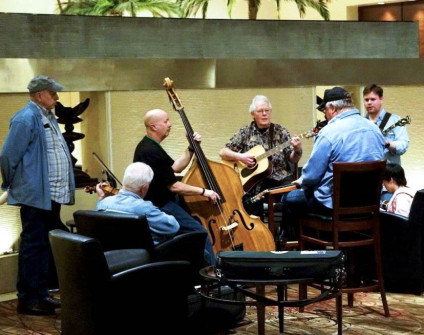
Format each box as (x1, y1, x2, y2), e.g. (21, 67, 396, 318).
(249, 95, 272, 113)
(123, 162, 154, 190)
(325, 97, 354, 111)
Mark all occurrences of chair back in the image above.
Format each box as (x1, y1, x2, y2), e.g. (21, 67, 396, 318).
(73, 209, 155, 252)
(409, 189, 424, 226)
(50, 228, 193, 334)
(333, 160, 385, 225)
(49, 229, 110, 335)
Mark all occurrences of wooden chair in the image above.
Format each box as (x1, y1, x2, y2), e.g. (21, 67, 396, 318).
(267, 184, 298, 250)
(266, 163, 300, 250)
(298, 160, 390, 317)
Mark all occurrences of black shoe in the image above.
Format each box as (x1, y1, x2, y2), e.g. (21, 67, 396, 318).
(42, 296, 61, 308)
(17, 301, 55, 316)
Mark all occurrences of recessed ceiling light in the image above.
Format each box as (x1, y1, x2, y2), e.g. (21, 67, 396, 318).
(378, 2, 385, 4)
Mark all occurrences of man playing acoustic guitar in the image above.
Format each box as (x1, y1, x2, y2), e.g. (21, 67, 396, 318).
(219, 95, 303, 218)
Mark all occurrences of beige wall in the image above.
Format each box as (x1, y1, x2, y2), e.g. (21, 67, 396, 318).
(1, 84, 422, 254)
(82, 87, 315, 183)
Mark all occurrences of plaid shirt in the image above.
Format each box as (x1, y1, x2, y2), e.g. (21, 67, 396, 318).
(34, 102, 73, 204)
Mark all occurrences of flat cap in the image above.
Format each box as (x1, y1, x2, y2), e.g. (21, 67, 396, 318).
(27, 75, 64, 93)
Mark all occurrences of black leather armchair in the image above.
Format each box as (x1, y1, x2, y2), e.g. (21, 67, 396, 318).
(49, 229, 192, 335)
(380, 189, 424, 295)
(72, 210, 246, 333)
(73, 209, 207, 284)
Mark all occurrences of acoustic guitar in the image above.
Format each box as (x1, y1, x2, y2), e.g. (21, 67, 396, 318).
(221, 130, 316, 192)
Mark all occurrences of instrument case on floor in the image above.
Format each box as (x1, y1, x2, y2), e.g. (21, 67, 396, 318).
(216, 250, 344, 280)
(187, 285, 246, 334)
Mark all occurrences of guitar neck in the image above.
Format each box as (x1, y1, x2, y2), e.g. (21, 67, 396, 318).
(382, 124, 396, 136)
(382, 116, 410, 136)
(255, 131, 311, 161)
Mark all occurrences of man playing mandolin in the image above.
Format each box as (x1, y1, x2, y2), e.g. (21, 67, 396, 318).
(363, 84, 410, 201)
(219, 95, 303, 217)
(363, 84, 409, 166)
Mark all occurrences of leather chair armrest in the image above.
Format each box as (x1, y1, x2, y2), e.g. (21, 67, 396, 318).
(104, 249, 152, 275)
(107, 260, 193, 333)
(110, 260, 191, 282)
(154, 231, 208, 285)
(380, 211, 410, 234)
(154, 231, 207, 263)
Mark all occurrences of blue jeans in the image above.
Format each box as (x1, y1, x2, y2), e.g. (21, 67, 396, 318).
(280, 189, 333, 240)
(381, 190, 393, 202)
(161, 199, 216, 266)
(18, 201, 67, 304)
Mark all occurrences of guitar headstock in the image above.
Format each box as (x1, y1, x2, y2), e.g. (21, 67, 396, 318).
(163, 77, 184, 112)
(304, 130, 317, 138)
(398, 115, 411, 126)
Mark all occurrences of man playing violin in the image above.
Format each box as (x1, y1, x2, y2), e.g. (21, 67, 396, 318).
(133, 109, 219, 265)
(95, 162, 180, 245)
(219, 95, 303, 217)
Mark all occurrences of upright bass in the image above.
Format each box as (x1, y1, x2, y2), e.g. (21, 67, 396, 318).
(163, 78, 275, 253)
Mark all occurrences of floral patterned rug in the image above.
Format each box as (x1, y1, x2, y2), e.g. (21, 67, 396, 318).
(0, 286, 423, 334)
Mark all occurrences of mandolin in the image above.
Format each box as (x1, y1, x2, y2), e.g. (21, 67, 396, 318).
(382, 115, 411, 136)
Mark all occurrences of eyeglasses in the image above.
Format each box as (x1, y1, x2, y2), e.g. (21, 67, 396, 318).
(255, 109, 272, 114)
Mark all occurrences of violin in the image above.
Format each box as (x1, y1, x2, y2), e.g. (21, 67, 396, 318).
(312, 119, 328, 134)
(84, 184, 119, 197)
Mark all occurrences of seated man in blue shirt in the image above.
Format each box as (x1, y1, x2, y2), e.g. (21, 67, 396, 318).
(280, 87, 386, 241)
(95, 162, 180, 245)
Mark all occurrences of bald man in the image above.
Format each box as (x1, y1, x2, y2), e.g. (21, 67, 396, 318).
(133, 109, 218, 266)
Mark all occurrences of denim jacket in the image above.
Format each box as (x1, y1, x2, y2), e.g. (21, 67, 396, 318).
(0, 102, 75, 210)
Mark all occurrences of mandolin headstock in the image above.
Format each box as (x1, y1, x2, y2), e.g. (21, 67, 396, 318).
(163, 77, 184, 112)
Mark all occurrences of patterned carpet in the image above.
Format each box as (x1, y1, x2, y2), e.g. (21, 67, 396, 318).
(0, 286, 423, 334)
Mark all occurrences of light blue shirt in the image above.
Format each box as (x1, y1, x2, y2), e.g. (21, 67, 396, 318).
(366, 109, 409, 165)
(96, 189, 180, 245)
(302, 108, 385, 208)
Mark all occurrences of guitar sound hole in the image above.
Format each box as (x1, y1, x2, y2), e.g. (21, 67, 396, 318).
(241, 162, 258, 178)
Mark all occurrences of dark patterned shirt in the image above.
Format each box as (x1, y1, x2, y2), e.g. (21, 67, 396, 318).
(225, 121, 295, 190)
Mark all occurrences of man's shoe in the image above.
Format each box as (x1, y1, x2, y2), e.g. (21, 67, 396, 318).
(17, 301, 55, 316)
(42, 296, 61, 308)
